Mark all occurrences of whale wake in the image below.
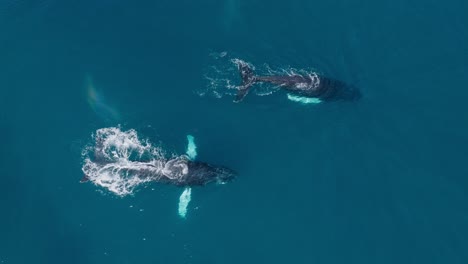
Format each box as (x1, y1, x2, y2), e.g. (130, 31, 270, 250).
(81, 127, 168, 197)
(200, 52, 321, 101)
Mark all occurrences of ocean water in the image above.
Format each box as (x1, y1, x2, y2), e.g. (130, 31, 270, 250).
(1, 0, 468, 263)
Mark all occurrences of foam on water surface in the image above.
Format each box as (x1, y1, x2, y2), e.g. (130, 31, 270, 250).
(81, 127, 166, 196)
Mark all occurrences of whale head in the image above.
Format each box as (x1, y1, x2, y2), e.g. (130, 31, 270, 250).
(212, 166, 237, 185)
(181, 161, 236, 186)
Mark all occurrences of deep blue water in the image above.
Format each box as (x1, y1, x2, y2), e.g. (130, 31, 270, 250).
(1, 0, 468, 263)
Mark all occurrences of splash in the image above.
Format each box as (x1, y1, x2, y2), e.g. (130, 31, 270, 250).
(201, 54, 320, 100)
(81, 128, 233, 219)
(81, 128, 206, 218)
(201, 54, 278, 99)
(81, 127, 166, 196)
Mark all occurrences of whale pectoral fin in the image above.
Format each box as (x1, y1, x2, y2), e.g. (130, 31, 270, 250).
(287, 94, 322, 104)
(186, 135, 197, 160)
(178, 187, 192, 219)
(233, 60, 256, 103)
(234, 85, 252, 103)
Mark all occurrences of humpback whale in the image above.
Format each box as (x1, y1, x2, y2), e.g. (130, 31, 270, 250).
(81, 128, 236, 218)
(233, 60, 361, 103)
(80, 135, 236, 187)
(80, 155, 235, 187)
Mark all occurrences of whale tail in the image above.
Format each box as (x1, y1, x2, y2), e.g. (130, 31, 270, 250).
(234, 61, 256, 103)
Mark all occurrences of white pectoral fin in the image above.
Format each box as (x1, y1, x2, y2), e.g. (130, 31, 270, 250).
(178, 135, 196, 219)
(186, 135, 197, 160)
(287, 94, 322, 104)
(178, 187, 192, 219)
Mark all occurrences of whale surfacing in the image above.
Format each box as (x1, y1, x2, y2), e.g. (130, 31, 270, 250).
(233, 59, 361, 103)
(81, 127, 236, 218)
